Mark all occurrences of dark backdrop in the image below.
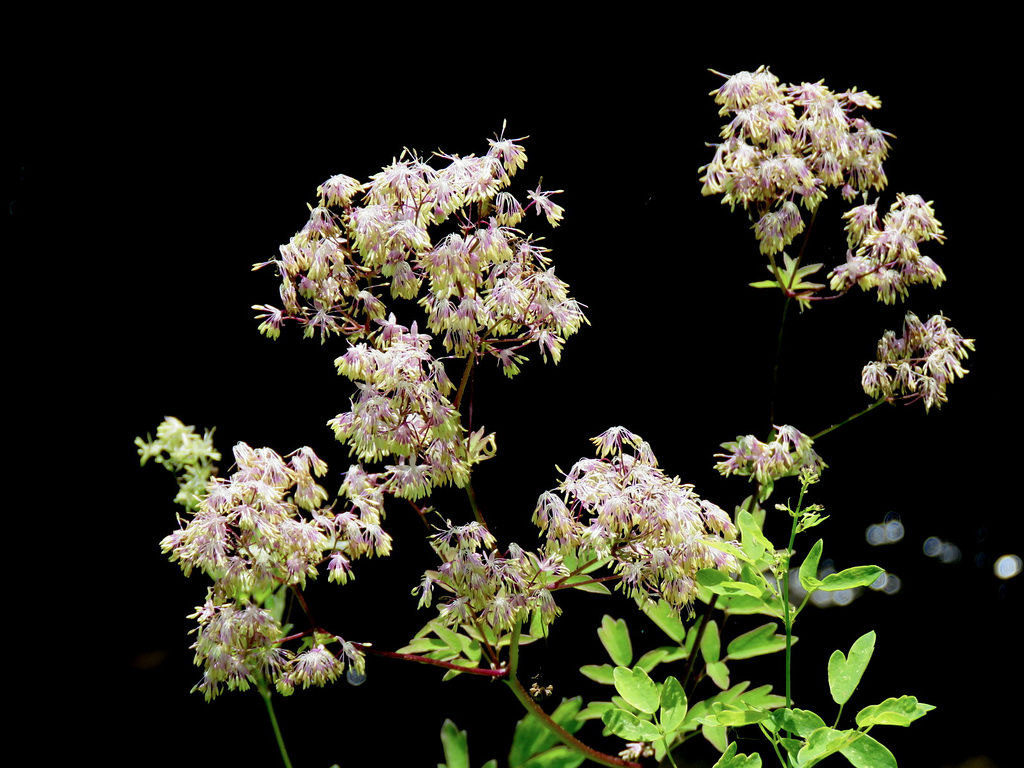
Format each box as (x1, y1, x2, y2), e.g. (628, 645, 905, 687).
(11, 29, 1016, 768)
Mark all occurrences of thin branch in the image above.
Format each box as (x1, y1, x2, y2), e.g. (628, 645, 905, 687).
(811, 397, 888, 441)
(352, 643, 508, 678)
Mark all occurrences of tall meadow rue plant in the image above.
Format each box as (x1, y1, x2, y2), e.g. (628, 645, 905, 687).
(139, 68, 971, 767)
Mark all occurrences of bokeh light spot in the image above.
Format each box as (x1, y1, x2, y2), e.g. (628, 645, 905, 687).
(994, 554, 1022, 580)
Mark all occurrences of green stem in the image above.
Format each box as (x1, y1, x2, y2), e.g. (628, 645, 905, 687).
(257, 678, 294, 768)
(781, 482, 808, 714)
(504, 620, 641, 768)
(465, 478, 489, 531)
(454, 352, 476, 413)
(679, 596, 717, 694)
(769, 295, 792, 428)
(811, 398, 888, 441)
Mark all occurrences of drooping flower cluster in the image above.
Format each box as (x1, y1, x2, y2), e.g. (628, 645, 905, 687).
(328, 316, 497, 500)
(533, 427, 739, 615)
(861, 312, 974, 410)
(157, 436, 379, 699)
(252, 127, 586, 376)
(829, 194, 946, 303)
(714, 425, 826, 496)
(414, 521, 564, 634)
(187, 591, 366, 700)
(700, 66, 891, 256)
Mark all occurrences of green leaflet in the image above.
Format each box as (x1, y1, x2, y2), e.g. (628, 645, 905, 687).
(697, 568, 763, 597)
(726, 623, 790, 660)
(509, 697, 585, 768)
(601, 708, 660, 742)
(641, 599, 687, 644)
(839, 732, 897, 768)
(612, 666, 660, 714)
(799, 540, 884, 593)
(659, 676, 688, 733)
(597, 615, 632, 667)
(710, 743, 762, 768)
(856, 695, 935, 727)
(578, 663, 615, 685)
(799, 539, 825, 592)
(818, 566, 885, 592)
(828, 631, 876, 706)
(439, 719, 470, 768)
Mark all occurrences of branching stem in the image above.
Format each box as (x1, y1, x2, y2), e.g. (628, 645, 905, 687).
(504, 621, 641, 768)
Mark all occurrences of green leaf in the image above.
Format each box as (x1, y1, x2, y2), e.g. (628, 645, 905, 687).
(571, 581, 612, 595)
(510, 697, 584, 767)
(597, 616, 632, 667)
(434, 624, 465, 653)
(397, 637, 449, 654)
(635, 648, 669, 673)
(737, 684, 786, 711)
(579, 664, 615, 684)
(613, 666, 661, 714)
(561, 573, 612, 595)
(710, 742, 762, 768)
(642, 599, 687, 644)
(439, 720, 469, 768)
(522, 747, 585, 768)
(706, 661, 730, 690)
(713, 707, 770, 727)
(726, 623, 789, 660)
(798, 539, 824, 592)
(797, 727, 849, 764)
(819, 566, 885, 591)
(659, 676, 688, 732)
(770, 708, 826, 739)
(481, 762, 499, 768)
(700, 619, 721, 663)
(701, 722, 729, 753)
(710, 593, 785, 616)
(855, 695, 935, 727)
(839, 732, 897, 768)
(828, 631, 876, 706)
(601, 708, 660, 741)
(749, 279, 780, 289)
(576, 701, 614, 721)
(696, 569, 763, 597)
(738, 509, 773, 561)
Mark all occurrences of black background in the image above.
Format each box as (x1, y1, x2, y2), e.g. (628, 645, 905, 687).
(10, 23, 1017, 768)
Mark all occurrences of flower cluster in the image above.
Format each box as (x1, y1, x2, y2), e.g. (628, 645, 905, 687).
(861, 312, 974, 410)
(714, 425, 825, 496)
(533, 427, 739, 615)
(700, 66, 891, 256)
(328, 316, 497, 500)
(829, 194, 946, 304)
(156, 436, 377, 699)
(160, 441, 333, 593)
(136, 416, 221, 510)
(252, 127, 586, 376)
(414, 520, 563, 634)
(187, 592, 366, 700)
